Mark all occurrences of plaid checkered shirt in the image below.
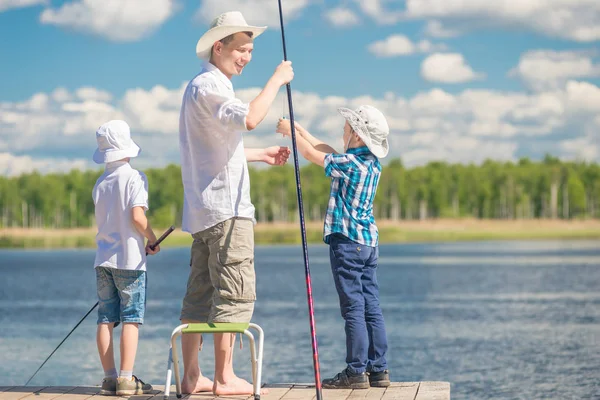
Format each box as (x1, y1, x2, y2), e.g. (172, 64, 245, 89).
(323, 146, 381, 247)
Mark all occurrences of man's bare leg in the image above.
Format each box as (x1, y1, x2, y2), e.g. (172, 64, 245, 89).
(213, 333, 268, 395)
(181, 320, 213, 393)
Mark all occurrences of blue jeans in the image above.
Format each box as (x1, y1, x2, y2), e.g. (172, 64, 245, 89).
(96, 267, 147, 324)
(329, 234, 388, 375)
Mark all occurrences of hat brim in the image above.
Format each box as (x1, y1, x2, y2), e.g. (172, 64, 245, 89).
(93, 141, 141, 164)
(196, 25, 267, 60)
(338, 108, 389, 158)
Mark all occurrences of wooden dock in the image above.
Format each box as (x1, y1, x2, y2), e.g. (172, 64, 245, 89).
(0, 383, 449, 400)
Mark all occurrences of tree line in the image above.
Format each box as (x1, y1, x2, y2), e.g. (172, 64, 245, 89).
(0, 155, 598, 229)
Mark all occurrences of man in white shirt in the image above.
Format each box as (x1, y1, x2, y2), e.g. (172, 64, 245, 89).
(178, 11, 294, 396)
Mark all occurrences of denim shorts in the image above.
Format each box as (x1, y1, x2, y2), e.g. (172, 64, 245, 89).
(96, 266, 147, 325)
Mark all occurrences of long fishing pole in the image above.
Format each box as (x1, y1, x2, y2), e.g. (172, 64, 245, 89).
(25, 225, 176, 386)
(276, 2, 323, 399)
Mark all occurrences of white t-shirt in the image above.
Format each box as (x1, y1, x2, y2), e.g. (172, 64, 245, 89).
(93, 161, 149, 270)
(179, 62, 255, 234)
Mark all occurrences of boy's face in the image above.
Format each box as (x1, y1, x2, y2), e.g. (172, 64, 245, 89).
(213, 33, 254, 78)
(343, 121, 354, 150)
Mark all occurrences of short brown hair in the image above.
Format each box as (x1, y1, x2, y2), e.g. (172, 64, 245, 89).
(210, 31, 254, 60)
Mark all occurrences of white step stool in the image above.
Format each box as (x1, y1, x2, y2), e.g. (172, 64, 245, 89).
(164, 322, 264, 400)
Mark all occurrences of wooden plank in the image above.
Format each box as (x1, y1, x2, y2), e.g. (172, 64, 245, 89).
(280, 386, 317, 400)
(321, 388, 352, 400)
(414, 382, 450, 400)
(260, 385, 293, 400)
(58, 386, 100, 400)
(380, 383, 419, 400)
(143, 385, 190, 400)
(21, 386, 73, 400)
(349, 387, 386, 400)
(0, 387, 47, 400)
(0, 389, 15, 394)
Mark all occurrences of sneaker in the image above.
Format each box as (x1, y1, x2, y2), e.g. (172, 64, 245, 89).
(99, 377, 117, 395)
(368, 370, 390, 387)
(322, 368, 369, 389)
(116, 375, 153, 396)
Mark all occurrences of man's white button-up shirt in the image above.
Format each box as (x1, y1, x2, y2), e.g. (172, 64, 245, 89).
(179, 62, 256, 234)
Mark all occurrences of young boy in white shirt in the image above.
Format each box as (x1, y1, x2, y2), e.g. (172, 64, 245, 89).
(92, 119, 160, 395)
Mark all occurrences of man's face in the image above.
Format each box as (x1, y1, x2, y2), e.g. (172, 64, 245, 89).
(213, 33, 254, 78)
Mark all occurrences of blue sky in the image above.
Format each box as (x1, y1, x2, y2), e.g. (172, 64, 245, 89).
(1, 0, 599, 175)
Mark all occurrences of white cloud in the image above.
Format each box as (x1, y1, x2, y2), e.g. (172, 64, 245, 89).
(368, 34, 446, 58)
(323, 7, 360, 27)
(510, 50, 600, 91)
(354, 0, 402, 25)
(421, 53, 485, 83)
(76, 87, 113, 102)
(403, 0, 600, 42)
(0, 0, 45, 13)
(39, 0, 176, 41)
(195, 0, 313, 27)
(560, 135, 598, 161)
(2, 78, 600, 175)
(423, 20, 460, 38)
(0, 152, 87, 176)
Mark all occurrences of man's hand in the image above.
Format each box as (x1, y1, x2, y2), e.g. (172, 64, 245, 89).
(263, 146, 291, 166)
(273, 61, 294, 86)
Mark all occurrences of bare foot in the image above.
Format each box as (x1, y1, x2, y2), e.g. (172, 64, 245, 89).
(182, 375, 214, 394)
(213, 376, 269, 396)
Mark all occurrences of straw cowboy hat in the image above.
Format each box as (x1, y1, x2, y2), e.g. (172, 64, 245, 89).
(93, 120, 141, 164)
(195, 11, 267, 60)
(338, 105, 390, 158)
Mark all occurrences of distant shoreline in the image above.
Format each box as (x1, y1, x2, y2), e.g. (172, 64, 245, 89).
(1, 219, 599, 249)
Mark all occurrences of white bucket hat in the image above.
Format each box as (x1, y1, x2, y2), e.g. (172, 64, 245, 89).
(93, 120, 141, 164)
(196, 11, 267, 60)
(338, 105, 390, 158)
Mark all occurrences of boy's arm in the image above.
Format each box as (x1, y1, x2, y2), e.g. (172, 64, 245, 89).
(245, 61, 294, 130)
(295, 134, 328, 167)
(295, 123, 337, 154)
(132, 207, 160, 254)
(277, 118, 338, 154)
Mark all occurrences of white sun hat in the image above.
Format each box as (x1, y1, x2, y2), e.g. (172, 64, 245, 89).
(93, 120, 141, 164)
(338, 105, 390, 158)
(195, 11, 267, 60)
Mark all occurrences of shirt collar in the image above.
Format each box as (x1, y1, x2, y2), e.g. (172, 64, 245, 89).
(105, 160, 130, 171)
(202, 61, 233, 90)
(346, 146, 372, 156)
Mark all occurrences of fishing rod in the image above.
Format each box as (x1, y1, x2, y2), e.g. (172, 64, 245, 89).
(25, 225, 176, 386)
(276, 1, 323, 399)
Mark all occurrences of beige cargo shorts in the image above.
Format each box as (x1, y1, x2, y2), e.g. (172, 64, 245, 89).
(180, 217, 255, 323)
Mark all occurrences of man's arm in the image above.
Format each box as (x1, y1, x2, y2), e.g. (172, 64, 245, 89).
(245, 61, 294, 130)
(245, 147, 291, 165)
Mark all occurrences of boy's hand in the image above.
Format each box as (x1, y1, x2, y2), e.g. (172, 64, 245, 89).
(263, 146, 291, 166)
(146, 241, 160, 255)
(277, 118, 299, 138)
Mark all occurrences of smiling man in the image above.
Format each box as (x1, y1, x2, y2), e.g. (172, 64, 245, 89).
(178, 10, 294, 396)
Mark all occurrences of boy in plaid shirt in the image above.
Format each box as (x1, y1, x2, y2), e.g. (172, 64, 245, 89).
(277, 105, 391, 389)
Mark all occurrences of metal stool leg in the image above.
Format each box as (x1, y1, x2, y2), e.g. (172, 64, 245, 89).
(164, 325, 186, 399)
(164, 347, 173, 400)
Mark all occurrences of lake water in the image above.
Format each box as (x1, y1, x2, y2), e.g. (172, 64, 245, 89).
(1, 240, 599, 399)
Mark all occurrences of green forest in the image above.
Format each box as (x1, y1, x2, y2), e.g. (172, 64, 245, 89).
(0, 155, 598, 229)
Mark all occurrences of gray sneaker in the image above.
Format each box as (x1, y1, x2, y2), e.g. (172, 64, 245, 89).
(116, 375, 153, 396)
(99, 377, 117, 395)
